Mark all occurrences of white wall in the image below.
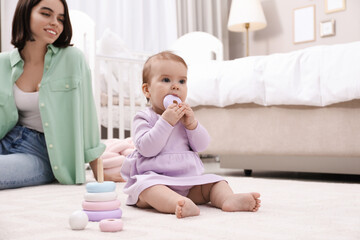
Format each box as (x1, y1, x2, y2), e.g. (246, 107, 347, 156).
(229, 0, 360, 59)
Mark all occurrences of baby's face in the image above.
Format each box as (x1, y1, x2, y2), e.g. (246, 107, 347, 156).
(144, 59, 187, 114)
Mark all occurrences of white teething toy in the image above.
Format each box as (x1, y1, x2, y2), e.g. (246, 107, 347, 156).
(69, 210, 88, 230)
(163, 95, 182, 109)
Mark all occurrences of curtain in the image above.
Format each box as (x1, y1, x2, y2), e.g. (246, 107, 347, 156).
(0, 0, 178, 53)
(0, 1, 2, 52)
(176, 0, 230, 60)
(0, 1, 1, 52)
(1, 0, 229, 56)
(1, 0, 18, 52)
(66, 0, 178, 54)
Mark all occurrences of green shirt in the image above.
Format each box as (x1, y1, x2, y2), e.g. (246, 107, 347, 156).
(0, 44, 105, 184)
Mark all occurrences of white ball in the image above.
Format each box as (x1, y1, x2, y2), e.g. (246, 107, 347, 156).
(69, 210, 88, 230)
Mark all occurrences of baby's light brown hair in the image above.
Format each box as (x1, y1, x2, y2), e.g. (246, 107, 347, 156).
(142, 51, 187, 85)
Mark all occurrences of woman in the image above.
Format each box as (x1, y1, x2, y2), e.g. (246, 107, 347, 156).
(0, 0, 122, 190)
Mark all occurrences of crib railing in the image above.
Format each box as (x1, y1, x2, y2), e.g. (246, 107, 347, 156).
(94, 54, 149, 139)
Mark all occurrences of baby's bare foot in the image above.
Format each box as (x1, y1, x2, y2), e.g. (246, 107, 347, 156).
(175, 199, 200, 218)
(222, 192, 261, 212)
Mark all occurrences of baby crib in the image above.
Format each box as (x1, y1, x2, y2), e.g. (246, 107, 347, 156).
(70, 10, 150, 140)
(94, 52, 150, 139)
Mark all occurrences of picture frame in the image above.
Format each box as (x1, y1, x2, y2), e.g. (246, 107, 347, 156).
(293, 5, 316, 44)
(325, 0, 346, 14)
(320, 19, 336, 37)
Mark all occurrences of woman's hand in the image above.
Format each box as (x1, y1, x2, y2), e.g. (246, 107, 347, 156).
(179, 103, 198, 130)
(161, 103, 186, 126)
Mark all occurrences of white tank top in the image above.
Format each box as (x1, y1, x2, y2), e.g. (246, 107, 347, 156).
(13, 84, 44, 133)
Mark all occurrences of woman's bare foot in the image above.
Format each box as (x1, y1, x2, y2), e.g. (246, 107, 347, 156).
(221, 192, 261, 212)
(175, 199, 200, 218)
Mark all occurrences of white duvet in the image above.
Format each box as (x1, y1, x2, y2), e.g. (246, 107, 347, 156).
(187, 41, 360, 107)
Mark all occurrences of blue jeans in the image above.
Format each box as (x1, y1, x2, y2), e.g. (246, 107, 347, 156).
(0, 125, 55, 190)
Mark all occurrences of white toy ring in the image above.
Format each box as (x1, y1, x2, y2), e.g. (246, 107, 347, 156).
(84, 191, 118, 202)
(82, 199, 121, 211)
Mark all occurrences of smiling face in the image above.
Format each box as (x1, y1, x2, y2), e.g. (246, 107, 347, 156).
(29, 0, 65, 46)
(142, 59, 188, 114)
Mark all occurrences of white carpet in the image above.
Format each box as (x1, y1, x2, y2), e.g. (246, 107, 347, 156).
(0, 171, 359, 240)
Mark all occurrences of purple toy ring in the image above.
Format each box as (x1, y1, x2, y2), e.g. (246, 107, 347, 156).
(83, 208, 122, 222)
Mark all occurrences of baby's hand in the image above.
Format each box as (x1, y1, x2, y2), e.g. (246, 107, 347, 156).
(162, 103, 186, 126)
(179, 103, 198, 130)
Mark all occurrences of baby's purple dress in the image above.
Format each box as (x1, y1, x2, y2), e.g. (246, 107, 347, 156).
(121, 107, 224, 205)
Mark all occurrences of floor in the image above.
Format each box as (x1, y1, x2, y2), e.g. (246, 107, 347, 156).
(202, 157, 360, 184)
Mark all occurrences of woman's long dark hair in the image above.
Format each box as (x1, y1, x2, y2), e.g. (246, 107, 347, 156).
(11, 0, 72, 50)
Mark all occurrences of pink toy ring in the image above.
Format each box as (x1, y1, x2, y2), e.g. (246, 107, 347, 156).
(83, 208, 122, 222)
(82, 199, 121, 211)
(99, 219, 123, 232)
(163, 95, 182, 109)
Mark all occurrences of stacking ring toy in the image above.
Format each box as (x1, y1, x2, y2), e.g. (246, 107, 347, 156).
(82, 199, 121, 211)
(86, 181, 116, 193)
(84, 191, 118, 202)
(99, 219, 123, 232)
(83, 208, 122, 222)
(163, 95, 182, 109)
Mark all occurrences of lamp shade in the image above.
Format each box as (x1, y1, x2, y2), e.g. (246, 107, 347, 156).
(228, 0, 267, 32)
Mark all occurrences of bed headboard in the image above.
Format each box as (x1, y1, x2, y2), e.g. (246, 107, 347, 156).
(168, 31, 223, 65)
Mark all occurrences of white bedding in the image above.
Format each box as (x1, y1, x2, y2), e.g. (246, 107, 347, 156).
(187, 41, 360, 107)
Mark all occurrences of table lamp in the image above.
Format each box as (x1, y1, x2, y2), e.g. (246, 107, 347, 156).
(227, 0, 267, 56)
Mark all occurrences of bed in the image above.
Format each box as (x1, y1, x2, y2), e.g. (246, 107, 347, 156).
(194, 101, 360, 175)
(188, 41, 360, 175)
(94, 31, 360, 175)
